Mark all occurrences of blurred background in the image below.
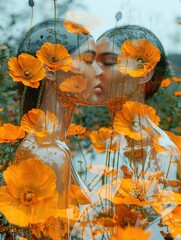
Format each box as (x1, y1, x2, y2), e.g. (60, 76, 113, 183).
(0, 1, 181, 239)
(1, 0, 181, 54)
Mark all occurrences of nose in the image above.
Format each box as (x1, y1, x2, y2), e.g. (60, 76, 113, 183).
(93, 61, 104, 78)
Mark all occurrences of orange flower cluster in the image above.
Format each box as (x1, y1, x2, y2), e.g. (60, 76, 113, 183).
(117, 39, 161, 77)
(0, 123, 25, 143)
(8, 42, 73, 88)
(161, 206, 181, 238)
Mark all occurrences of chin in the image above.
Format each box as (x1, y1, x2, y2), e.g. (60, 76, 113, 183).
(88, 97, 107, 106)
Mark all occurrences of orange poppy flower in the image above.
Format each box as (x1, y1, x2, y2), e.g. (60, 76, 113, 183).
(0, 123, 25, 143)
(173, 90, 181, 96)
(20, 109, 58, 137)
(63, 20, 89, 35)
(161, 206, 181, 238)
(0, 108, 3, 112)
(153, 133, 179, 155)
(34, 217, 68, 240)
(161, 78, 172, 88)
(67, 123, 86, 136)
(90, 127, 118, 152)
(69, 183, 90, 205)
(110, 226, 152, 240)
(8, 53, 46, 88)
(153, 190, 181, 209)
(117, 39, 161, 77)
(36, 42, 72, 72)
(113, 101, 160, 140)
(0, 158, 59, 226)
(114, 204, 143, 228)
(141, 170, 164, 180)
(165, 130, 181, 153)
(59, 76, 88, 93)
(87, 164, 118, 177)
(32, 207, 79, 238)
(124, 144, 146, 163)
(172, 76, 181, 82)
(120, 165, 133, 178)
(111, 178, 158, 207)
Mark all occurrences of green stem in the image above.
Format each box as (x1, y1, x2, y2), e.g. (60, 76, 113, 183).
(164, 153, 173, 189)
(28, 6, 34, 50)
(53, 0, 57, 43)
(30, 6, 34, 30)
(75, 136, 88, 179)
(20, 86, 27, 118)
(36, 80, 45, 109)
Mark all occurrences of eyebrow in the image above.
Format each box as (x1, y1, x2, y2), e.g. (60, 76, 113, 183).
(81, 50, 96, 56)
(98, 52, 118, 57)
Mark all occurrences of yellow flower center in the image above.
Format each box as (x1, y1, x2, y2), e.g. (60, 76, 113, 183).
(72, 23, 80, 30)
(23, 69, 32, 79)
(43, 223, 54, 231)
(137, 58, 144, 68)
(132, 121, 139, 127)
(74, 84, 79, 89)
(51, 56, 60, 63)
(24, 191, 35, 205)
(131, 184, 145, 201)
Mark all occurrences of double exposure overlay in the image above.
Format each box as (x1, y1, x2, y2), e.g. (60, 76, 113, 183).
(0, 1, 180, 240)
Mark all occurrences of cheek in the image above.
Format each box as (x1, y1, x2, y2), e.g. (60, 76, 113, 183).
(103, 66, 122, 86)
(71, 60, 86, 75)
(82, 66, 95, 83)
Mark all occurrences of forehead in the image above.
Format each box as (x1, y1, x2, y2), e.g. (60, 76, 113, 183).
(71, 37, 96, 57)
(96, 36, 121, 55)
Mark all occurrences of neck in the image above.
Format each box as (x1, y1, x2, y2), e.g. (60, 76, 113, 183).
(40, 79, 75, 141)
(107, 84, 145, 120)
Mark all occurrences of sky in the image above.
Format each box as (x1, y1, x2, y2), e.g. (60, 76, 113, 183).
(72, 0, 181, 54)
(1, 0, 181, 54)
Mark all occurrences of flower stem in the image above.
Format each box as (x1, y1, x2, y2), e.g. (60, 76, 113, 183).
(20, 86, 27, 118)
(76, 136, 88, 179)
(53, 0, 57, 43)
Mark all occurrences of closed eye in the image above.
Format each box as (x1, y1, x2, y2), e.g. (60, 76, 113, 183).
(77, 51, 96, 64)
(96, 53, 118, 66)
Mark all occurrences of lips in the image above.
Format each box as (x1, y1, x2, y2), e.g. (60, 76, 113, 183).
(94, 82, 103, 94)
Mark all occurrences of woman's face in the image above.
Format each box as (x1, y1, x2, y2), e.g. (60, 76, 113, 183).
(57, 37, 108, 106)
(96, 36, 138, 105)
